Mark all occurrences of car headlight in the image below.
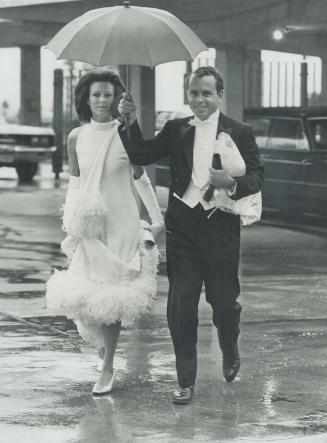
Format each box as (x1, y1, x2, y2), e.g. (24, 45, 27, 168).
(30, 136, 50, 146)
(39, 136, 50, 145)
(30, 136, 40, 145)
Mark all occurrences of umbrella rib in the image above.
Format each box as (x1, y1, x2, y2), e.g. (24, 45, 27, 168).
(98, 21, 116, 67)
(47, 9, 109, 55)
(144, 31, 154, 67)
(98, 8, 127, 67)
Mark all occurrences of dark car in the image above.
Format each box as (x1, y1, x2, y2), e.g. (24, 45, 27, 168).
(245, 107, 327, 219)
(155, 107, 327, 220)
(0, 123, 56, 182)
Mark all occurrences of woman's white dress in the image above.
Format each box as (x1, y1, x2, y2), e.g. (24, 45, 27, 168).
(46, 119, 159, 346)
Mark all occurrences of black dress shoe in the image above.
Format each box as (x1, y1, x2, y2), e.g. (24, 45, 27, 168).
(172, 386, 194, 405)
(223, 347, 240, 382)
(223, 359, 240, 382)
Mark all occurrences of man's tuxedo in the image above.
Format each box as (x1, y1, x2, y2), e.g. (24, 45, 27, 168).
(119, 112, 263, 205)
(119, 112, 263, 387)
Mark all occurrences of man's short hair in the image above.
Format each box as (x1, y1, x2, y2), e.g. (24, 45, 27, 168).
(185, 66, 224, 94)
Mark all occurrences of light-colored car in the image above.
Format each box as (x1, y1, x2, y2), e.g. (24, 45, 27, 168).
(0, 124, 56, 181)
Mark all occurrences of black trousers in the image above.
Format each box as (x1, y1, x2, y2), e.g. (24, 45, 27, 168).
(165, 198, 242, 388)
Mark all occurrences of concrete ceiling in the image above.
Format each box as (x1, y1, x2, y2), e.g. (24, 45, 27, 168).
(0, 0, 327, 57)
(0, 0, 284, 24)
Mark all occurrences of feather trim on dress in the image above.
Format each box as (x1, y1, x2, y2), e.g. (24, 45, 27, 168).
(46, 243, 159, 344)
(65, 191, 108, 239)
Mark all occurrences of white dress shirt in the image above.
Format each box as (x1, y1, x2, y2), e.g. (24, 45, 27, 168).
(174, 109, 220, 209)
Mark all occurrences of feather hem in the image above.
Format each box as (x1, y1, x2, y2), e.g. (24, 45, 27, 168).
(46, 245, 159, 341)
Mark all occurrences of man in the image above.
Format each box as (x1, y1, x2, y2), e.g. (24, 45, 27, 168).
(118, 66, 264, 405)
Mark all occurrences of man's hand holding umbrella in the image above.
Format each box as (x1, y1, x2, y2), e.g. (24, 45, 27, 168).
(118, 92, 137, 125)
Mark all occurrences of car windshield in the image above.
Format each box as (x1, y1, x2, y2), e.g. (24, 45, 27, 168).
(308, 118, 327, 150)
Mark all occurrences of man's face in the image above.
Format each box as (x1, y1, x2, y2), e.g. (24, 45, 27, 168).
(187, 75, 222, 121)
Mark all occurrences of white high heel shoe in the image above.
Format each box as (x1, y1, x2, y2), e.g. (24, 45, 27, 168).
(92, 370, 116, 395)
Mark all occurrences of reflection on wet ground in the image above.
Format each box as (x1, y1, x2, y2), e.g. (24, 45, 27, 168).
(1, 169, 327, 442)
(0, 164, 68, 191)
(1, 310, 327, 442)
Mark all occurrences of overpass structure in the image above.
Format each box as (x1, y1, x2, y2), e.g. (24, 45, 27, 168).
(0, 0, 327, 129)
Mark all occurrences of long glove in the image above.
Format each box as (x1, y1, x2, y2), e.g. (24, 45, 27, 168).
(61, 175, 80, 258)
(134, 171, 164, 245)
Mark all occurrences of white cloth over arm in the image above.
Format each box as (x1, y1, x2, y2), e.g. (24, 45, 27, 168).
(212, 131, 262, 226)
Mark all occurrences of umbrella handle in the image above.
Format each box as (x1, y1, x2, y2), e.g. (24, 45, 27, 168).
(124, 65, 131, 139)
(125, 115, 130, 139)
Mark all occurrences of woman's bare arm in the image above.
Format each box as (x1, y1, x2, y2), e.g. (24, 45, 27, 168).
(67, 127, 81, 177)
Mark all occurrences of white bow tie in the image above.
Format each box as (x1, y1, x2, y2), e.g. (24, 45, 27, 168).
(189, 118, 216, 128)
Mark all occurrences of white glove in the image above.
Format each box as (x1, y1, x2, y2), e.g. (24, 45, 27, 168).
(134, 171, 164, 244)
(61, 176, 80, 258)
(62, 176, 80, 234)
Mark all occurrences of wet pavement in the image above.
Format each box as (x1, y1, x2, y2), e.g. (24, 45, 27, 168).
(1, 163, 327, 443)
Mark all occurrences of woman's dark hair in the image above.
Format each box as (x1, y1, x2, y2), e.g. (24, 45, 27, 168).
(185, 66, 224, 94)
(74, 69, 126, 122)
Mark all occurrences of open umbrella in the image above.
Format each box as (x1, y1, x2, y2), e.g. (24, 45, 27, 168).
(46, 1, 207, 133)
(46, 1, 207, 69)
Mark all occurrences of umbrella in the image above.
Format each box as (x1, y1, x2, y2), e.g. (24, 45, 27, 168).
(46, 1, 207, 133)
(46, 1, 207, 68)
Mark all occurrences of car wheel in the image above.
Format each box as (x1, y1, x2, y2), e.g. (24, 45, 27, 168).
(15, 162, 38, 182)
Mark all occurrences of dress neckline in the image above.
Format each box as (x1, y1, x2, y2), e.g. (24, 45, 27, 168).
(90, 118, 119, 130)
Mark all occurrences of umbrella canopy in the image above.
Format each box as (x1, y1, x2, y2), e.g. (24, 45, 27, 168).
(46, 1, 207, 67)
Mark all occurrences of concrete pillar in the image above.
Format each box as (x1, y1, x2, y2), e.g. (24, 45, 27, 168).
(319, 58, 327, 106)
(52, 69, 63, 178)
(20, 45, 41, 126)
(123, 66, 155, 138)
(215, 46, 245, 121)
(244, 49, 262, 108)
(300, 62, 308, 107)
(120, 65, 156, 184)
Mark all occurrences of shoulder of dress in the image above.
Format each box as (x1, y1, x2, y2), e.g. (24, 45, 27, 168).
(67, 126, 85, 154)
(68, 125, 84, 142)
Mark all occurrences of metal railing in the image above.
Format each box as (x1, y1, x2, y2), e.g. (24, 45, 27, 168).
(250, 60, 322, 108)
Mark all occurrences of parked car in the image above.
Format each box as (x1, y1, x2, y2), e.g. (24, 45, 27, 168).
(155, 106, 327, 220)
(244, 107, 327, 219)
(0, 123, 56, 181)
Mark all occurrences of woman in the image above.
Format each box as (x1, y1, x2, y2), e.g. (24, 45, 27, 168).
(46, 70, 163, 395)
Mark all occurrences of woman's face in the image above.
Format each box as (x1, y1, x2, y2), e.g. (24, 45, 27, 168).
(88, 81, 115, 122)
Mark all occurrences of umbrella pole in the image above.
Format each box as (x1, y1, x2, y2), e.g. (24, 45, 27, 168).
(125, 65, 130, 139)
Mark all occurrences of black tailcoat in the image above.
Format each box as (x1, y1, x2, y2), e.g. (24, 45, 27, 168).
(119, 113, 264, 207)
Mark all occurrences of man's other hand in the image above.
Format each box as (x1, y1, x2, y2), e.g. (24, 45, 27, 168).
(209, 168, 235, 190)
